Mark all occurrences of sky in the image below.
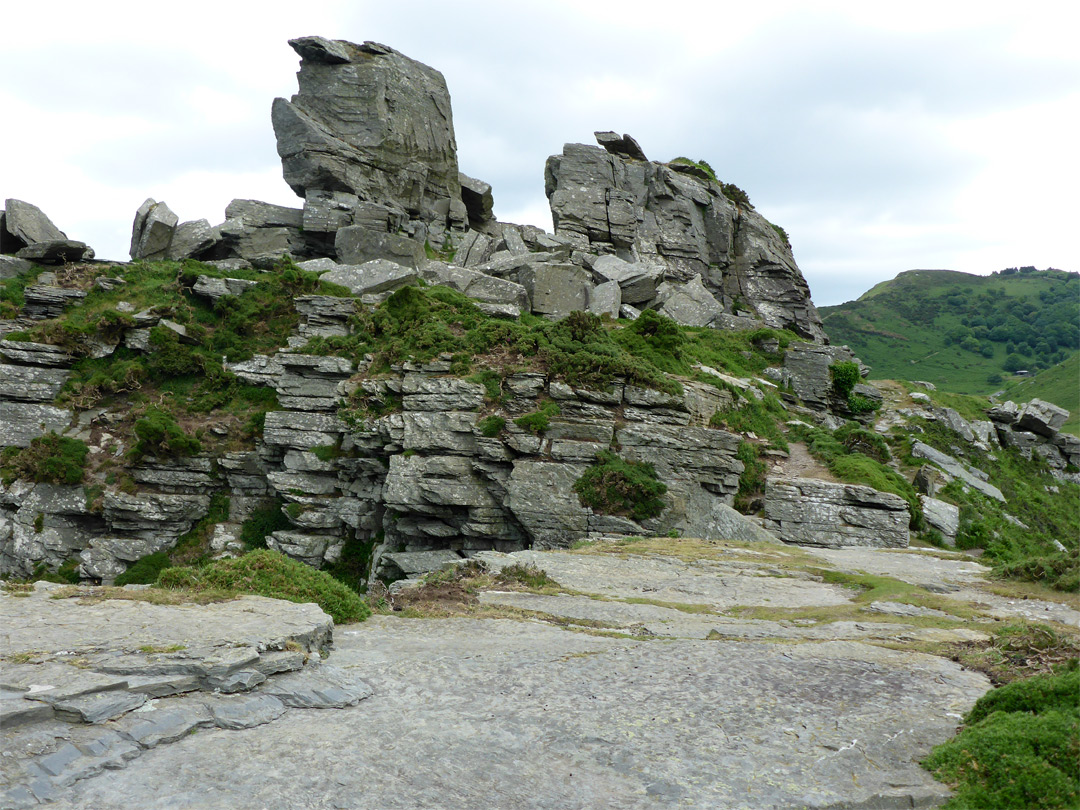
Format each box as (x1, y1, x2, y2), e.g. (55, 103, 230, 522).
(2, 1, 1078, 306)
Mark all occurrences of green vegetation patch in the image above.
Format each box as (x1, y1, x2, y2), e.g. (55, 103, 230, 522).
(820, 268, 1079, 411)
(156, 549, 370, 624)
(513, 402, 560, 434)
(573, 450, 667, 521)
(477, 415, 506, 437)
(1, 433, 88, 485)
(922, 665, 1079, 809)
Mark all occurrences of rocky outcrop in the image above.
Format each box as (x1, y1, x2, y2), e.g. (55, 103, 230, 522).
(2, 199, 93, 264)
(544, 139, 826, 341)
(272, 37, 467, 250)
(763, 477, 910, 548)
(987, 398, 1078, 482)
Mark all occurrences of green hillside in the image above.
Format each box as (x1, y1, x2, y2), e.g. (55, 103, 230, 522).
(820, 268, 1079, 421)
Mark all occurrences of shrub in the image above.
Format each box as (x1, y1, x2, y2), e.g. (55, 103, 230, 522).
(131, 406, 201, 459)
(115, 551, 172, 586)
(830, 361, 861, 400)
(923, 667, 1079, 808)
(496, 563, 557, 589)
(1, 433, 89, 485)
(238, 499, 291, 549)
(834, 423, 890, 462)
(573, 450, 667, 521)
(156, 549, 371, 624)
(477, 415, 506, 437)
(514, 402, 560, 434)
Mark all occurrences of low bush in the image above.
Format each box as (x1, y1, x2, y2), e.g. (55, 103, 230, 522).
(573, 450, 667, 521)
(131, 406, 201, 459)
(923, 665, 1079, 808)
(114, 552, 172, 586)
(514, 402, 560, 434)
(156, 549, 370, 624)
(238, 499, 291, 550)
(1, 433, 88, 485)
(477, 415, 506, 437)
(496, 563, 556, 589)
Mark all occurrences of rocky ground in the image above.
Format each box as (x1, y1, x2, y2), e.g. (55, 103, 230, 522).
(5, 539, 1076, 809)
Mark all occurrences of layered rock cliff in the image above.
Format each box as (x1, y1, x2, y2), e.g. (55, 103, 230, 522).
(2, 36, 1074, 592)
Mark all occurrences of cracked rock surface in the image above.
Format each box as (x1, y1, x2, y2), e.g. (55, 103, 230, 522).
(1, 543, 1020, 809)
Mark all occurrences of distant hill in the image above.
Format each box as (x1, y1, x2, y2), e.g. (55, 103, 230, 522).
(819, 267, 1079, 423)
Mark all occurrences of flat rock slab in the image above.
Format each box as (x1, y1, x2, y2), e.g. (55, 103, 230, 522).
(479, 590, 922, 642)
(47, 618, 988, 810)
(805, 547, 1080, 627)
(475, 549, 853, 610)
(1, 591, 332, 656)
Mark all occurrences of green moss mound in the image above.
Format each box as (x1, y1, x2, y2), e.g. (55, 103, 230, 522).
(923, 666, 1079, 809)
(156, 549, 370, 624)
(573, 450, 667, 521)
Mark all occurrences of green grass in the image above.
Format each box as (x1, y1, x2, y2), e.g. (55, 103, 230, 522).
(922, 664, 1079, 809)
(709, 395, 789, 451)
(156, 549, 370, 624)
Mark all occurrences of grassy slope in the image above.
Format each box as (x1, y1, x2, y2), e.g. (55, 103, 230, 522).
(820, 270, 1079, 422)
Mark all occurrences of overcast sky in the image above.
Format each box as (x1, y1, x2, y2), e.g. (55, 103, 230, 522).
(3, 1, 1078, 306)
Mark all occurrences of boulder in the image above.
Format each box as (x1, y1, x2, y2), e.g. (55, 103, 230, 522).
(909, 441, 1005, 502)
(335, 226, 423, 268)
(458, 172, 495, 230)
(0, 255, 34, 279)
(919, 496, 959, 545)
(588, 280, 621, 318)
(224, 199, 304, 229)
(130, 199, 178, 260)
(192, 275, 259, 303)
(419, 262, 528, 312)
(3, 199, 66, 248)
(303, 190, 359, 233)
(1015, 399, 1069, 437)
(166, 219, 220, 260)
(778, 342, 862, 411)
(15, 240, 92, 264)
(763, 477, 910, 548)
(590, 255, 663, 304)
(272, 38, 464, 230)
(320, 259, 419, 297)
(518, 263, 592, 318)
(653, 275, 723, 327)
(594, 131, 648, 161)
